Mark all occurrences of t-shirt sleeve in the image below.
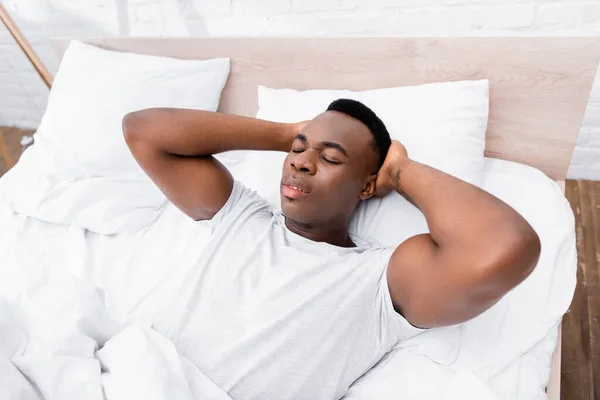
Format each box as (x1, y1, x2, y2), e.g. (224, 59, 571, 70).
(377, 247, 428, 344)
(207, 180, 271, 232)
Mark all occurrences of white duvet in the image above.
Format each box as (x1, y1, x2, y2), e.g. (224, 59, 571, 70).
(0, 157, 575, 400)
(0, 276, 234, 400)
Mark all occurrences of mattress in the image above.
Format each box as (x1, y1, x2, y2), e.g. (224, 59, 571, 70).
(0, 157, 576, 399)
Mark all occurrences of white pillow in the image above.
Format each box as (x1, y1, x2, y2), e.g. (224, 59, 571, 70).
(0, 40, 230, 234)
(218, 81, 488, 239)
(260, 80, 487, 178)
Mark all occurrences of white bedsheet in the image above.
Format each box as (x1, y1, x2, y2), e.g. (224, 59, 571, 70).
(0, 273, 234, 400)
(0, 265, 232, 400)
(0, 157, 575, 399)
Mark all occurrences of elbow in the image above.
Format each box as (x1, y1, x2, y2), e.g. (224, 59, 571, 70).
(525, 225, 541, 267)
(122, 110, 147, 145)
(510, 220, 541, 277)
(461, 224, 541, 320)
(123, 108, 165, 145)
(486, 221, 541, 291)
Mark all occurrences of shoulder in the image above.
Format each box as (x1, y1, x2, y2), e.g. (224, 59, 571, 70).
(352, 234, 394, 265)
(344, 239, 395, 283)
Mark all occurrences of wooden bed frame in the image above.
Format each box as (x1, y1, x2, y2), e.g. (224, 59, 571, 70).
(52, 37, 600, 399)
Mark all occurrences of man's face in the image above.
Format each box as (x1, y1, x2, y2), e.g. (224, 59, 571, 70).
(280, 111, 379, 226)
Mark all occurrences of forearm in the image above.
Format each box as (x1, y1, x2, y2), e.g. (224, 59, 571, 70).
(122, 108, 295, 156)
(396, 161, 535, 252)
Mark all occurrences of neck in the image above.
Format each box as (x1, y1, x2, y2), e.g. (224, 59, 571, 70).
(284, 216, 356, 248)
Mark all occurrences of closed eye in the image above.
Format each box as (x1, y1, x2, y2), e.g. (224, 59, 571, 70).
(292, 149, 304, 153)
(322, 155, 341, 165)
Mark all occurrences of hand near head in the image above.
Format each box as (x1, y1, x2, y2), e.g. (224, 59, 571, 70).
(283, 120, 312, 150)
(292, 120, 311, 136)
(374, 140, 411, 198)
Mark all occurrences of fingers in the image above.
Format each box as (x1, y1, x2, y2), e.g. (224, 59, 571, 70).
(373, 187, 392, 198)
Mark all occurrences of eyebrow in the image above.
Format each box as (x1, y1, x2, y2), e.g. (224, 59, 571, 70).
(322, 141, 348, 157)
(295, 134, 307, 142)
(294, 134, 348, 157)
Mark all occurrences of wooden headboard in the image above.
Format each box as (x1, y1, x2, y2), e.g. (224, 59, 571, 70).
(52, 37, 600, 180)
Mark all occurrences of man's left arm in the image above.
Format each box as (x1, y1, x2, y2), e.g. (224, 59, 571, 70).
(375, 141, 541, 329)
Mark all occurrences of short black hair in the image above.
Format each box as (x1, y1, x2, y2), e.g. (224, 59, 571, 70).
(326, 99, 391, 170)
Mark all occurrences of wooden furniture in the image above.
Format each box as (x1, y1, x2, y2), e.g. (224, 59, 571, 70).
(0, 126, 13, 169)
(51, 36, 600, 400)
(0, 3, 53, 169)
(0, 4, 53, 87)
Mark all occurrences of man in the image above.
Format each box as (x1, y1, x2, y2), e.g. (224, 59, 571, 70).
(122, 99, 540, 400)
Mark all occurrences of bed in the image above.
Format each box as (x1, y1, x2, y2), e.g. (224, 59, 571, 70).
(1, 37, 599, 399)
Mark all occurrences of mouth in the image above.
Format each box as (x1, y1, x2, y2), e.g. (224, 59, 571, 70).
(281, 183, 311, 199)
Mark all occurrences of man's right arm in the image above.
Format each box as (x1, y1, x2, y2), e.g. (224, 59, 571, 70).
(123, 108, 297, 221)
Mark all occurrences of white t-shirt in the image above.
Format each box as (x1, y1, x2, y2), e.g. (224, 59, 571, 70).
(169, 181, 424, 400)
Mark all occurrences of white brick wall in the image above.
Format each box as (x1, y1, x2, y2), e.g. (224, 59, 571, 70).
(0, 0, 599, 179)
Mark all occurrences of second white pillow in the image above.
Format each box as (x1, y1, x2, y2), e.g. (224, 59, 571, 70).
(220, 80, 489, 213)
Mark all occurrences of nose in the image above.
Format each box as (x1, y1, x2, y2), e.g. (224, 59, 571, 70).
(291, 150, 316, 175)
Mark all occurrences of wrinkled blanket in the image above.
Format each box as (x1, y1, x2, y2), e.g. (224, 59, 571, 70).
(0, 276, 231, 400)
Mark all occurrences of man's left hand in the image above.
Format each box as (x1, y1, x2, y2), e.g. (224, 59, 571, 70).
(374, 140, 411, 198)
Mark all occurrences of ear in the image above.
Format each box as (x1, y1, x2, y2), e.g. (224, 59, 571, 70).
(360, 174, 377, 200)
